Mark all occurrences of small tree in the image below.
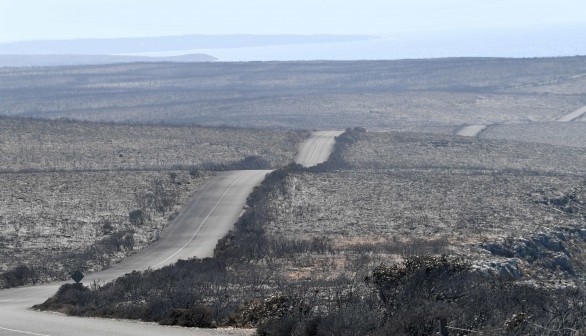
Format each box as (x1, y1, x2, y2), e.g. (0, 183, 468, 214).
(1, 265, 38, 287)
(189, 168, 201, 178)
(101, 220, 114, 235)
(128, 209, 145, 226)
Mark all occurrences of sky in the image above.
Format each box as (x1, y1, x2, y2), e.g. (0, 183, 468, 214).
(0, 0, 585, 43)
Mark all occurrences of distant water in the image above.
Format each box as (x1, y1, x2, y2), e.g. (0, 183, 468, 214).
(128, 26, 586, 61)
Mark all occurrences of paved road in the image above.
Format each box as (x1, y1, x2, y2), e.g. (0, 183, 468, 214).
(295, 131, 343, 167)
(558, 105, 586, 122)
(455, 103, 585, 137)
(0, 170, 269, 336)
(503, 73, 586, 90)
(456, 124, 488, 137)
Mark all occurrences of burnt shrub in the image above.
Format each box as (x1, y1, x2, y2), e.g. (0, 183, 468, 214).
(201, 155, 273, 171)
(308, 306, 380, 336)
(256, 316, 298, 336)
(160, 305, 214, 328)
(1, 265, 39, 288)
(233, 156, 272, 170)
(188, 167, 201, 177)
(55, 283, 93, 305)
(367, 255, 470, 306)
(101, 220, 114, 235)
(128, 209, 145, 226)
(33, 283, 93, 314)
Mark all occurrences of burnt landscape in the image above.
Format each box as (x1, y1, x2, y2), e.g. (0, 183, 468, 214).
(0, 117, 307, 287)
(1, 57, 586, 130)
(32, 127, 585, 335)
(1, 56, 585, 336)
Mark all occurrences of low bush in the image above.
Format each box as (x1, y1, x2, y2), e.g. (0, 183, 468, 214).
(160, 305, 215, 328)
(33, 160, 586, 335)
(1, 265, 39, 288)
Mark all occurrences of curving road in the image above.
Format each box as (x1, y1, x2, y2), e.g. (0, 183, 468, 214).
(295, 131, 343, 167)
(455, 103, 586, 137)
(456, 124, 488, 137)
(0, 131, 342, 336)
(557, 105, 586, 122)
(0, 170, 269, 336)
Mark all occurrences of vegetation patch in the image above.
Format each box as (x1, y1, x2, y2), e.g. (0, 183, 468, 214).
(36, 162, 586, 334)
(0, 170, 211, 288)
(481, 122, 586, 148)
(0, 117, 308, 172)
(341, 131, 586, 175)
(3, 58, 586, 130)
(0, 117, 306, 288)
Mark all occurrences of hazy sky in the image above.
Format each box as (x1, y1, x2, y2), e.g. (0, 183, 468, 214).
(1, 0, 585, 43)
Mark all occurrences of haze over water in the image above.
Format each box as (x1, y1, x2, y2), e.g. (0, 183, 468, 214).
(129, 26, 586, 61)
(1, 0, 585, 61)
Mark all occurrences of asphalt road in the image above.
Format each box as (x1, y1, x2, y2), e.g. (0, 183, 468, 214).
(295, 131, 343, 167)
(0, 170, 268, 336)
(558, 105, 586, 122)
(456, 124, 488, 137)
(456, 103, 586, 137)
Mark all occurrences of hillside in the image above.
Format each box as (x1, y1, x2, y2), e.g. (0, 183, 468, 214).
(480, 122, 586, 148)
(1, 57, 585, 130)
(36, 130, 586, 335)
(0, 117, 307, 172)
(0, 117, 307, 288)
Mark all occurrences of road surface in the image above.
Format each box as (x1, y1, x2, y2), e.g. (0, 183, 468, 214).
(456, 125, 488, 137)
(503, 72, 586, 90)
(557, 105, 586, 122)
(295, 131, 343, 167)
(0, 170, 269, 336)
(456, 103, 585, 137)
